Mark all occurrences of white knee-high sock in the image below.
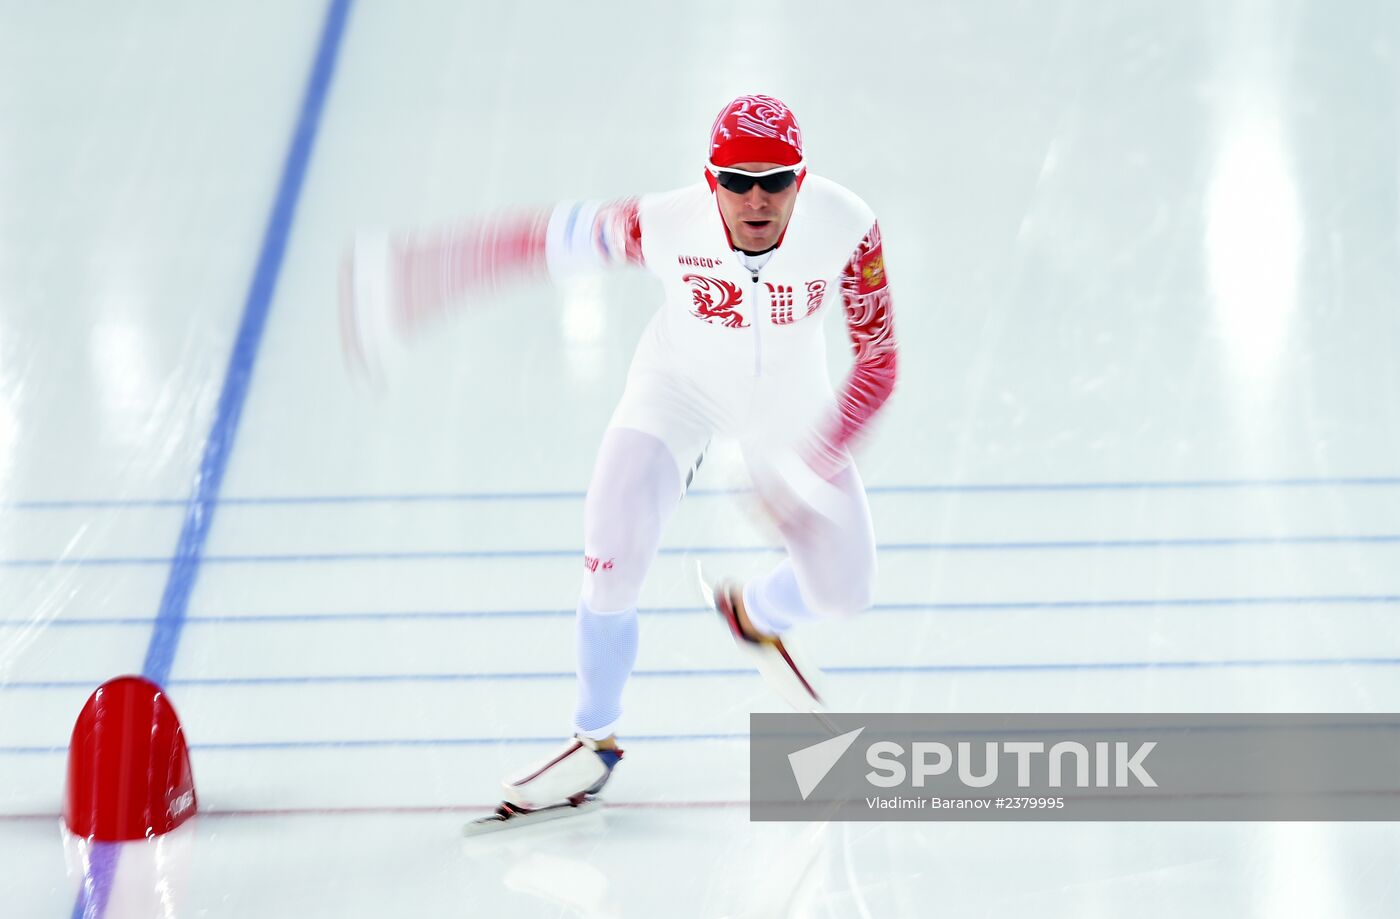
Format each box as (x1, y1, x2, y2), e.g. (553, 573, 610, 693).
(572, 598, 638, 739)
(570, 427, 681, 738)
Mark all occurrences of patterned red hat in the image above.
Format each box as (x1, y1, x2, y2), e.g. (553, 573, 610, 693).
(708, 94, 803, 168)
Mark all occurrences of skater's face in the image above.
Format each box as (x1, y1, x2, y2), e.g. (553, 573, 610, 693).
(713, 161, 800, 253)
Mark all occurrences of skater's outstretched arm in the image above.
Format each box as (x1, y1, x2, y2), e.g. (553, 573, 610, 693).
(339, 199, 646, 379)
(347, 199, 644, 336)
(398, 198, 647, 322)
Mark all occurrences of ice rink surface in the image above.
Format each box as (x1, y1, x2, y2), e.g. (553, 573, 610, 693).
(3, 0, 1400, 915)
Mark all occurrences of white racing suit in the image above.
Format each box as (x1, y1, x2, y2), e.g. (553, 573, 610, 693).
(393, 173, 898, 738)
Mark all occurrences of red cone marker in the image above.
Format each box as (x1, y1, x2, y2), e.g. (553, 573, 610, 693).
(64, 675, 197, 841)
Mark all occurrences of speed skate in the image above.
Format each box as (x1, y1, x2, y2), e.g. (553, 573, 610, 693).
(465, 735, 623, 837)
(696, 563, 829, 716)
(464, 796, 604, 837)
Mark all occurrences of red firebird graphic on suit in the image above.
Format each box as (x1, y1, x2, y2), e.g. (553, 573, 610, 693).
(682, 274, 748, 328)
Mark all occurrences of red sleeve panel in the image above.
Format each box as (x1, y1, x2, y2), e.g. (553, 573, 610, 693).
(390, 197, 646, 327)
(582, 197, 645, 268)
(810, 221, 898, 477)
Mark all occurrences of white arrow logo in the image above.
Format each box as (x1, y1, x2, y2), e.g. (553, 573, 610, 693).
(788, 727, 865, 800)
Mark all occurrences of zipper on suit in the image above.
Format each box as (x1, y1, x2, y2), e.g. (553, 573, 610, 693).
(748, 267, 762, 376)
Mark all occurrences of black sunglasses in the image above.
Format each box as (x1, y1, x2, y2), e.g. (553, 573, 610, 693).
(713, 167, 801, 194)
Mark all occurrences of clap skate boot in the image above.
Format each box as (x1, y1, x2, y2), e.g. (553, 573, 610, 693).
(466, 735, 623, 835)
(697, 566, 827, 715)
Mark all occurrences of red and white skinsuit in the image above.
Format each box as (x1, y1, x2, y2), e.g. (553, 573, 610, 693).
(375, 169, 896, 739)
(390, 172, 897, 628)
(550, 175, 896, 491)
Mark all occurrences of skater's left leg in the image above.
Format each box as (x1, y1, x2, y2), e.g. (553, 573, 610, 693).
(695, 456, 871, 712)
(741, 459, 877, 637)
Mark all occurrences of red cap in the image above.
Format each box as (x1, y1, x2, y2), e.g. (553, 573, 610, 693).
(708, 95, 803, 168)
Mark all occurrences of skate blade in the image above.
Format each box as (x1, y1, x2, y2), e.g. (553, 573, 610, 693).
(697, 562, 838, 734)
(694, 561, 716, 609)
(463, 797, 602, 837)
(744, 642, 826, 712)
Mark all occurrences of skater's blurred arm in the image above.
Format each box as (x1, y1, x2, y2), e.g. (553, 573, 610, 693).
(805, 221, 898, 479)
(749, 221, 896, 524)
(380, 198, 645, 329)
(340, 199, 648, 381)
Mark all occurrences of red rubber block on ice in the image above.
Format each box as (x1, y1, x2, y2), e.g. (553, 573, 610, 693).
(64, 675, 197, 841)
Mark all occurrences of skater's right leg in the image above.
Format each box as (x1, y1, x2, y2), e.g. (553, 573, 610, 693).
(502, 428, 685, 809)
(572, 427, 685, 741)
(501, 347, 718, 811)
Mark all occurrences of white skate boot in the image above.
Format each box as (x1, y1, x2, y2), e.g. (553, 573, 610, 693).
(698, 565, 828, 715)
(466, 736, 623, 836)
